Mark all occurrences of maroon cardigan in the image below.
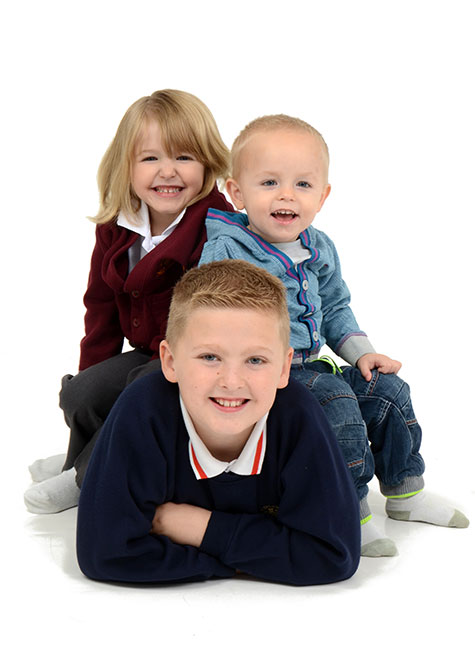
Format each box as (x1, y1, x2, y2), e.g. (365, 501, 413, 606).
(79, 186, 233, 370)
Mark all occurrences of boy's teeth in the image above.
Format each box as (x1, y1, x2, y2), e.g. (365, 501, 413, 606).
(214, 398, 245, 407)
(155, 187, 181, 193)
(273, 210, 295, 216)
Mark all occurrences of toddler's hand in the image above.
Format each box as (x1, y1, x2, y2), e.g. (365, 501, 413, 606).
(357, 353, 402, 382)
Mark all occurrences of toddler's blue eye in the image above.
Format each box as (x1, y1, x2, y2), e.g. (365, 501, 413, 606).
(177, 155, 194, 161)
(201, 354, 218, 362)
(142, 156, 157, 162)
(297, 181, 311, 188)
(262, 180, 277, 186)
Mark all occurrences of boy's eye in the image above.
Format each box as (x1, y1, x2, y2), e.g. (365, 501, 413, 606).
(177, 154, 194, 161)
(200, 354, 218, 362)
(262, 180, 277, 186)
(247, 357, 265, 365)
(297, 181, 311, 188)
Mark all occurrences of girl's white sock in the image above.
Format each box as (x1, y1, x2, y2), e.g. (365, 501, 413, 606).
(386, 491, 469, 528)
(29, 453, 66, 482)
(24, 468, 80, 514)
(361, 517, 398, 557)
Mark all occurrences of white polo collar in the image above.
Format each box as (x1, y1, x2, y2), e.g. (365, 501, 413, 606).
(179, 396, 268, 480)
(117, 200, 185, 253)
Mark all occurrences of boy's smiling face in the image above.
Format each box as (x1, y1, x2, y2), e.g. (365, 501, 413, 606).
(160, 307, 292, 462)
(226, 128, 331, 243)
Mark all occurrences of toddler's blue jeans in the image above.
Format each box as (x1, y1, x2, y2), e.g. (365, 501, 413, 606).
(291, 360, 425, 519)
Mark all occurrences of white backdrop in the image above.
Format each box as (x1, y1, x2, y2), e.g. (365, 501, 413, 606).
(2, 1, 474, 647)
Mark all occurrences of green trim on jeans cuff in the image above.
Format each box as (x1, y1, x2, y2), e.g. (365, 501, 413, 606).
(386, 489, 423, 499)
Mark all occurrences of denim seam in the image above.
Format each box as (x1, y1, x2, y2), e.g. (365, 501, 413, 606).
(356, 394, 411, 428)
(318, 393, 359, 407)
(347, 459, 364, 467)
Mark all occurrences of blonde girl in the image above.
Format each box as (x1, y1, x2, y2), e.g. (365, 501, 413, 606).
(25, 90, 232, 514)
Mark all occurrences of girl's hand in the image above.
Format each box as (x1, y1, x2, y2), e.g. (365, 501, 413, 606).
(151, 502, 211, 547)
(357, 353, 402, 382)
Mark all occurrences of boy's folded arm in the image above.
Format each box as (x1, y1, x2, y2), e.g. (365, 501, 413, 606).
(76, 389, 234, 584)
(200, 425, 361, 587)
(151, 502, 212, 547)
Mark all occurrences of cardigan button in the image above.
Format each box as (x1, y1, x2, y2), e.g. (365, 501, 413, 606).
(302, 280, 309, 291)
(132, 318, 140, 327)
(312, 331, 319, 342)
(131, 290, 140, 298)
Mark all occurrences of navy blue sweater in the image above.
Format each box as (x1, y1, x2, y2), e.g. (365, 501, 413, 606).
(77, 372, 360, 586)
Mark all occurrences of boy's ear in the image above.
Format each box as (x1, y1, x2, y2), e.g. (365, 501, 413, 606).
(225, 178, 245, 210)
(277, 347, 294, 389)
(159, 340, 178, 383)
(316, 184, 331, 213)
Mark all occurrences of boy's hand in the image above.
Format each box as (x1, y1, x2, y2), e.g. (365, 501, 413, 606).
(357, 353, 402, 382)
(151, 502, 211, 547)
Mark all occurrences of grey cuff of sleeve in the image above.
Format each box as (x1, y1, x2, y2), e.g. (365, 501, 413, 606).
(337, 335, 376, 367)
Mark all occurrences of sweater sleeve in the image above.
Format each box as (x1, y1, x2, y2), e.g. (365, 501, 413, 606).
(76, 376, 234, 584)
(79, 227, 124, 370)
(200, 386, 361, 586)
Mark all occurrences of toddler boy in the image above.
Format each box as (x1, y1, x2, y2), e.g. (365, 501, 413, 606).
(199, 115, 469, 557)
(77, 259, 360, 585)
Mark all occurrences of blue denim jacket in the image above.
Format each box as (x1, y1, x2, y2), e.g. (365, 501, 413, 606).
(199, 209, 375, 365)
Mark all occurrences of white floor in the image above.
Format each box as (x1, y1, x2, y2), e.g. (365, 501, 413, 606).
(8, 451, 474, 650)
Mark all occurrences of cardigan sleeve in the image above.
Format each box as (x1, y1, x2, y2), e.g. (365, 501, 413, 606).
(76, 377, 235, 584)
(200, 388, 361, 586)
(79, 227, 125, 370)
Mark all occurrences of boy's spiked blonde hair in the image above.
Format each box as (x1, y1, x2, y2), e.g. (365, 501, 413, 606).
(166, 259, 290, 349)
(230, 113, 329, 182)
(92, 89, 230, 224)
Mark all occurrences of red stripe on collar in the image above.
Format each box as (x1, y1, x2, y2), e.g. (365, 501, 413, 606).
(251, 431, 264, 475)
(190, 443, 208, 479)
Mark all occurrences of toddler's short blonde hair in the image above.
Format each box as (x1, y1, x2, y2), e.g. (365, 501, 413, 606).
(166, 259, 290, 349)
(230, 114, 329, 182)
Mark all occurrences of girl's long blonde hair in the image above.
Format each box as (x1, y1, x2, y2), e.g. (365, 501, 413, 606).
(93, 89, 229, 224)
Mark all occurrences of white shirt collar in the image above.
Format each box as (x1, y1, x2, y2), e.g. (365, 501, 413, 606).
(179, 396, 268, 480)
(117, 200, 186, 253)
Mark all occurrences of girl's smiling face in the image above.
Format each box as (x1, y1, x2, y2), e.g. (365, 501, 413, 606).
(131, 120, 205, 235)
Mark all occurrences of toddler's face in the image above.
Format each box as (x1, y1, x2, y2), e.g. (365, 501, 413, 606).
(131, 120, 205, 233)
(226, 129, 330, 243)
(160, 307, 292, 461)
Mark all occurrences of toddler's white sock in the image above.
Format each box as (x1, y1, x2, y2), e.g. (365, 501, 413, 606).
(24, 468, 80, 514)
(29, 453, 67, 482)
(385, 491, 469, 528)
(361, 517, 398, 557)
